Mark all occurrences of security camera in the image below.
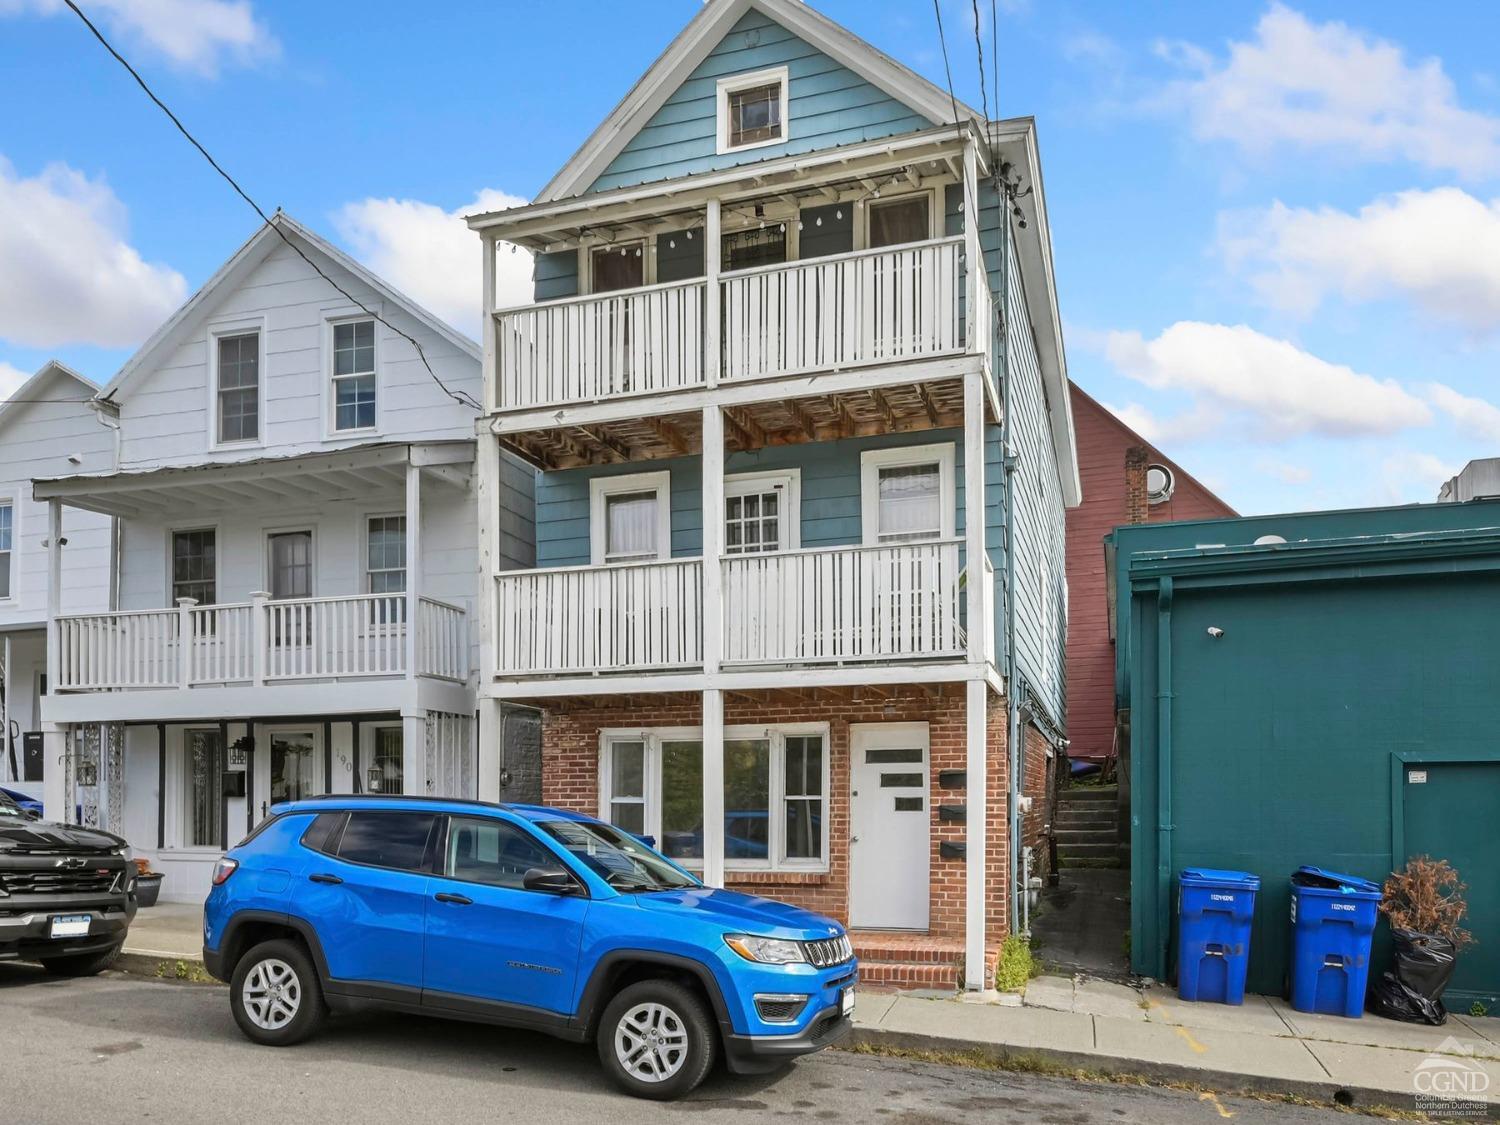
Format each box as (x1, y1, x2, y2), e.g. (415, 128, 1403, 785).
(1207, 627, 1224, 639)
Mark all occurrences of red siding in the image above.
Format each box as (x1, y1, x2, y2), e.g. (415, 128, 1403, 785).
(1065, 384, 1235, 761)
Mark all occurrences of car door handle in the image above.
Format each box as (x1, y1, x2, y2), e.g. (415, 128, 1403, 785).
(308, 873, 343, 885)
(434, 892, 472, 905)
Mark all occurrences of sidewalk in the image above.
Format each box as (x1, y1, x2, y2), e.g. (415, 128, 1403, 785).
(120, 902, 206, 976)
(850, 973, 1500, 1115)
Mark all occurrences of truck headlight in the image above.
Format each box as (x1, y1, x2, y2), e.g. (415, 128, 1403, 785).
(725, 934, 807, 965)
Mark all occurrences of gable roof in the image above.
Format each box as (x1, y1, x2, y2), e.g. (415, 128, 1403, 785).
(1068, 381, 1237, 517)
(97, 211, 478, 404)
(0, 360, 99, 436)
(536, 0, 984, 203)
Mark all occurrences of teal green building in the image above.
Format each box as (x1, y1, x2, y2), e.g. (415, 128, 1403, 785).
(1112, 500, 1500, 1007)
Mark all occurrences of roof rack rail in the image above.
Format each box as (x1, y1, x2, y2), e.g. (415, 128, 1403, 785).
(285, 793, 512, 812)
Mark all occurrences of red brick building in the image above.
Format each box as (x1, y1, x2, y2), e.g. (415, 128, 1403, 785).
(1066, 384, 1235, 764)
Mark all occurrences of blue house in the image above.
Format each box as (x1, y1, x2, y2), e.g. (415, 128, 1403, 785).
(469, 0, 1079, 990)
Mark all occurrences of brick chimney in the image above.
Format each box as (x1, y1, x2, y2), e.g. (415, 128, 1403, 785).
(1124, 446, 1150, 525)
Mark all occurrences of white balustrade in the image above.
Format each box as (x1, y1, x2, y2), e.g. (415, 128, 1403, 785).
(495, 279, 706, 410)
(263, 594, 407, 680)
(720, 238, 963, 383)
(55, 609, 180, 690)
(418, 597, 470, 681)
(495, 558, 703, 676)
(187, 603, 255, 685)
(721, 540, 966, 666)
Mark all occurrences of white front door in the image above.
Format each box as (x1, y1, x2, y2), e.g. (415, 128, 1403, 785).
(849, 723, 930, 930)
(254, 727, 322, 822)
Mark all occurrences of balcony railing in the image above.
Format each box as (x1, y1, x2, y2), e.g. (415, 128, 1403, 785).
(492, 237, 972, 412)
(55, 594, 468, 692)
(721, 540, 966, 666)
(495, 558, 704, 676)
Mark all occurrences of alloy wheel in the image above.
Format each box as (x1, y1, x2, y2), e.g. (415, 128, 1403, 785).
(242, 957, 302, 1031)
(613, 1001, 690, 1082)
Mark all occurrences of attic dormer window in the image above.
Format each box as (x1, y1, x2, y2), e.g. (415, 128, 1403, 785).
(717, 67, 789, 154)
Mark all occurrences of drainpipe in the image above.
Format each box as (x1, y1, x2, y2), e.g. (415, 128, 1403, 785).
(89, 400, 123, 611)
(1154, 576, 1174, 980)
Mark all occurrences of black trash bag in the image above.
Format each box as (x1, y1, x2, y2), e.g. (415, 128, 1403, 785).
(1369, 969, 1446, 1025)
(1367, 928, 1458, 1025)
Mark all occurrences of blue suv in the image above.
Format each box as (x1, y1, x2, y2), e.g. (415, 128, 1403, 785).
(203, 795, 856, 1099)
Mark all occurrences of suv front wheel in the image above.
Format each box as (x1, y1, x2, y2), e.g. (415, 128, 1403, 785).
(230, 938, 327, 1047)
(597, 979, 716, 1100)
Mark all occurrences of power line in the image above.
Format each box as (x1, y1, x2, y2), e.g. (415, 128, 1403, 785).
(60, 0, 483, 413)
(990, 0, 1000, 146)
(970, 0, 991, 129)
(931, 0, 964, 139)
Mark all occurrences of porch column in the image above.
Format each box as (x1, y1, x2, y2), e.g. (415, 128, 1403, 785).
(476, 230, 504, 802)
(42, 500, 64, 820)
(42, 723, 67, 824)
(405, 461, 422, 681)
(45, 499, 61, 694)
(701, 399, 726, 888)
(401, 711, 425, 797)
(963, 365, 992, 988)
(702, 688, 725, 888)
(704, 200, 720, 389)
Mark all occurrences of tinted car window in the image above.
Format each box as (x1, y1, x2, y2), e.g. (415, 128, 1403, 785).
(336, 812, 436, 872)
(300, 811, 346, 855)
(445, 817, 559, 890)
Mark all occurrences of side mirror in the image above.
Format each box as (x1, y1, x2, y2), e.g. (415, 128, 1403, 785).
(523, 866, 579, 895)
(22, 808, 40, 822)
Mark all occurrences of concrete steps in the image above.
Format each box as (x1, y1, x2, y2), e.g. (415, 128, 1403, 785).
(851, 932, 995, 991)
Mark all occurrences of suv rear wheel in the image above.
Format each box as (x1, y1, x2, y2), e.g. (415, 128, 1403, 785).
(597, 978, 716, 1100)
(230, 938, 326, 1046)
(40, 940, 123, 977)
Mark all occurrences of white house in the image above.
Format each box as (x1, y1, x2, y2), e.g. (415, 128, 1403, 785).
(34, 212, 534, 902)
(0, 361, 115, 803)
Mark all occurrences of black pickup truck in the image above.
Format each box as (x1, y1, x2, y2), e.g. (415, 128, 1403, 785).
(0, 788, 137, 975)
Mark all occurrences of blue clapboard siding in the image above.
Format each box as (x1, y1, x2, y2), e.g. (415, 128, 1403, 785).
(534, 429, 1004, 569)
(798, 202, 852, 258)
(588, 9, 933, 194)
(532, 249, 578, 301)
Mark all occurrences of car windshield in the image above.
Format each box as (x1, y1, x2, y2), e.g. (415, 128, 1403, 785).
(536, 818, 699, 893)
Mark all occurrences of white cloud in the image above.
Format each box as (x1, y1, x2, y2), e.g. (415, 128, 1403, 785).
(1254, 456, 1312, 485)
(1426, 383, 1500, 443)
(0, 158, 187, 349)
(335, 190, 534, 335)
(1104, 321, 1431, 440)
(0, 361, 30, 401)
(1222, 188, 1500, 331)
(1378, 451, 1456, 505)
(1100, 399, 1225, 447)
(1155, 4, 1500, 177)
(1, 0, 276, 76)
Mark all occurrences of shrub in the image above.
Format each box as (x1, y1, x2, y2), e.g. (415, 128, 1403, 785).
(994, 934, 1035, 992)
(1380, 856, 1472, 948)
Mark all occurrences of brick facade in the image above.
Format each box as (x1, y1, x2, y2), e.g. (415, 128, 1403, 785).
(539, 687, 1013, 947)
(1066, 383, 1236, 762)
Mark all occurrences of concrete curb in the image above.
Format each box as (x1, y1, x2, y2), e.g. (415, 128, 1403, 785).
(116, 950, 214, 982)
(844, 1025, 1493, 1118)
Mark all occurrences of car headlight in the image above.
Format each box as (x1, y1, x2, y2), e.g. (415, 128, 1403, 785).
(115, 846, 134, 867)
(725, 934, 807, 965)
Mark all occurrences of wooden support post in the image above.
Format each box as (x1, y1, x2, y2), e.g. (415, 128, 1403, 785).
(176, 597, 197, 688)
(705, 200, 721, 389)
(405, 462, 422, 681)
(219, 719, 230, 847)
(250, 591, 269, 687)
(156, 722, 166, 849)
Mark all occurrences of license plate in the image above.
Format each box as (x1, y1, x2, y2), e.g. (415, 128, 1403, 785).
(50, 914, 91, 939)
(841, 986, 856, 1017)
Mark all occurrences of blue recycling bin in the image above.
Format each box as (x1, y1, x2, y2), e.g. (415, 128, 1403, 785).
(1177, 868, 1260, 1005)
(1289, 866, 1382, 1018)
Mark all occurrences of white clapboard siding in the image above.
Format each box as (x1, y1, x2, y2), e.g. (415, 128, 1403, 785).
(418, 597, 469, 681)
(720, 238, 963, 383)
(721, 540, 965, 665)
(495, 280, 706, 410)
(495, 558, 703, 675)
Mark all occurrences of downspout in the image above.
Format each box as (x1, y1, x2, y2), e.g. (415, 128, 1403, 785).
(1154, 576, 1174, 979)
(994, 159, 1025, 936)
(89, 400, 123, 611)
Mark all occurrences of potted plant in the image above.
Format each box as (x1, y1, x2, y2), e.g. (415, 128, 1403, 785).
(133, 857, 165, 908)
(1370, 856, 1471, 1025)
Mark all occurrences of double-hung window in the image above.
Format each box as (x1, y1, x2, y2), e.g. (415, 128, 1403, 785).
(333, 319, 377, 431)
(216, 331, 259, 444)
(590, 471, 670, 565)
(860, 443, 956, 545)
(366, 516, 405, 625)
(599, 726, 829, 872)
(0, 502, 13, 599)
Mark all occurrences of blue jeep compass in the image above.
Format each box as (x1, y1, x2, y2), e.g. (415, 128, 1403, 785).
(203, 795, 856, 1099)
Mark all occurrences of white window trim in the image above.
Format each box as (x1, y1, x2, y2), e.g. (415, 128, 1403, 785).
(864, 187, 941, 248)
(362, 511, 407, 595)
(597, 722, 832, 874)
(589, 470, 671, 566)
(716, 66, 790, 156)
(859, 442, 957, 546)
(260, 724, 325, 809)
(0, 495, 17, 603)
(323, 310, 382, 439)
(724, 469, 801, 553)
(360, 721, 404, 794)
(581, 237, 652, 295)
(206, 316, 267, 451)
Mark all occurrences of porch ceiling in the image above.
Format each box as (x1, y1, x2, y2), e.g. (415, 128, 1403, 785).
(32, 441, 474, 519)
(503, 378, 967, 469)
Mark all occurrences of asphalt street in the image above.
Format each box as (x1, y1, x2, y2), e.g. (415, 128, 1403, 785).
(1, 964, 1365, 1124)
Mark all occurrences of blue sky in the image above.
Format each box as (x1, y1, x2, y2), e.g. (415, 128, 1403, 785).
(3, 0, 1500, 514)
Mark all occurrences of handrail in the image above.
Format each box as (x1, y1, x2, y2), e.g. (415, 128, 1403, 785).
(494, 276, 706, 317)
(718, 235, 966, 281)
(500, 555, 704, 578)
(725, 537, 963, 562)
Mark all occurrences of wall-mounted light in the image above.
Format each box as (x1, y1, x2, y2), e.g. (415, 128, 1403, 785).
(1207, 627, 1225, 639)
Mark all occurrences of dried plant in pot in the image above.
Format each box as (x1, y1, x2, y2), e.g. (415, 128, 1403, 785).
(132, 856, 165, 908)
(1369, 856, 1472, 1025)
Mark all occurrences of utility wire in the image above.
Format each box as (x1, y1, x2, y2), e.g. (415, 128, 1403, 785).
(970, 0, 991, 131)
(931, 0, 965, 139)
(990, 0, 1000, 146)
(61, 0, 483, 413)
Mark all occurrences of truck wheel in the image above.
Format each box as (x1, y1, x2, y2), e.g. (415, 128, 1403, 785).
(40, 941, 123, 977)
(230, 939, 326, 1046)
(597, 978, 716, 1100)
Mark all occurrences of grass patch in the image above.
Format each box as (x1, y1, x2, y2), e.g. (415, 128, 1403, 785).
(994, 934, 1037, 993)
